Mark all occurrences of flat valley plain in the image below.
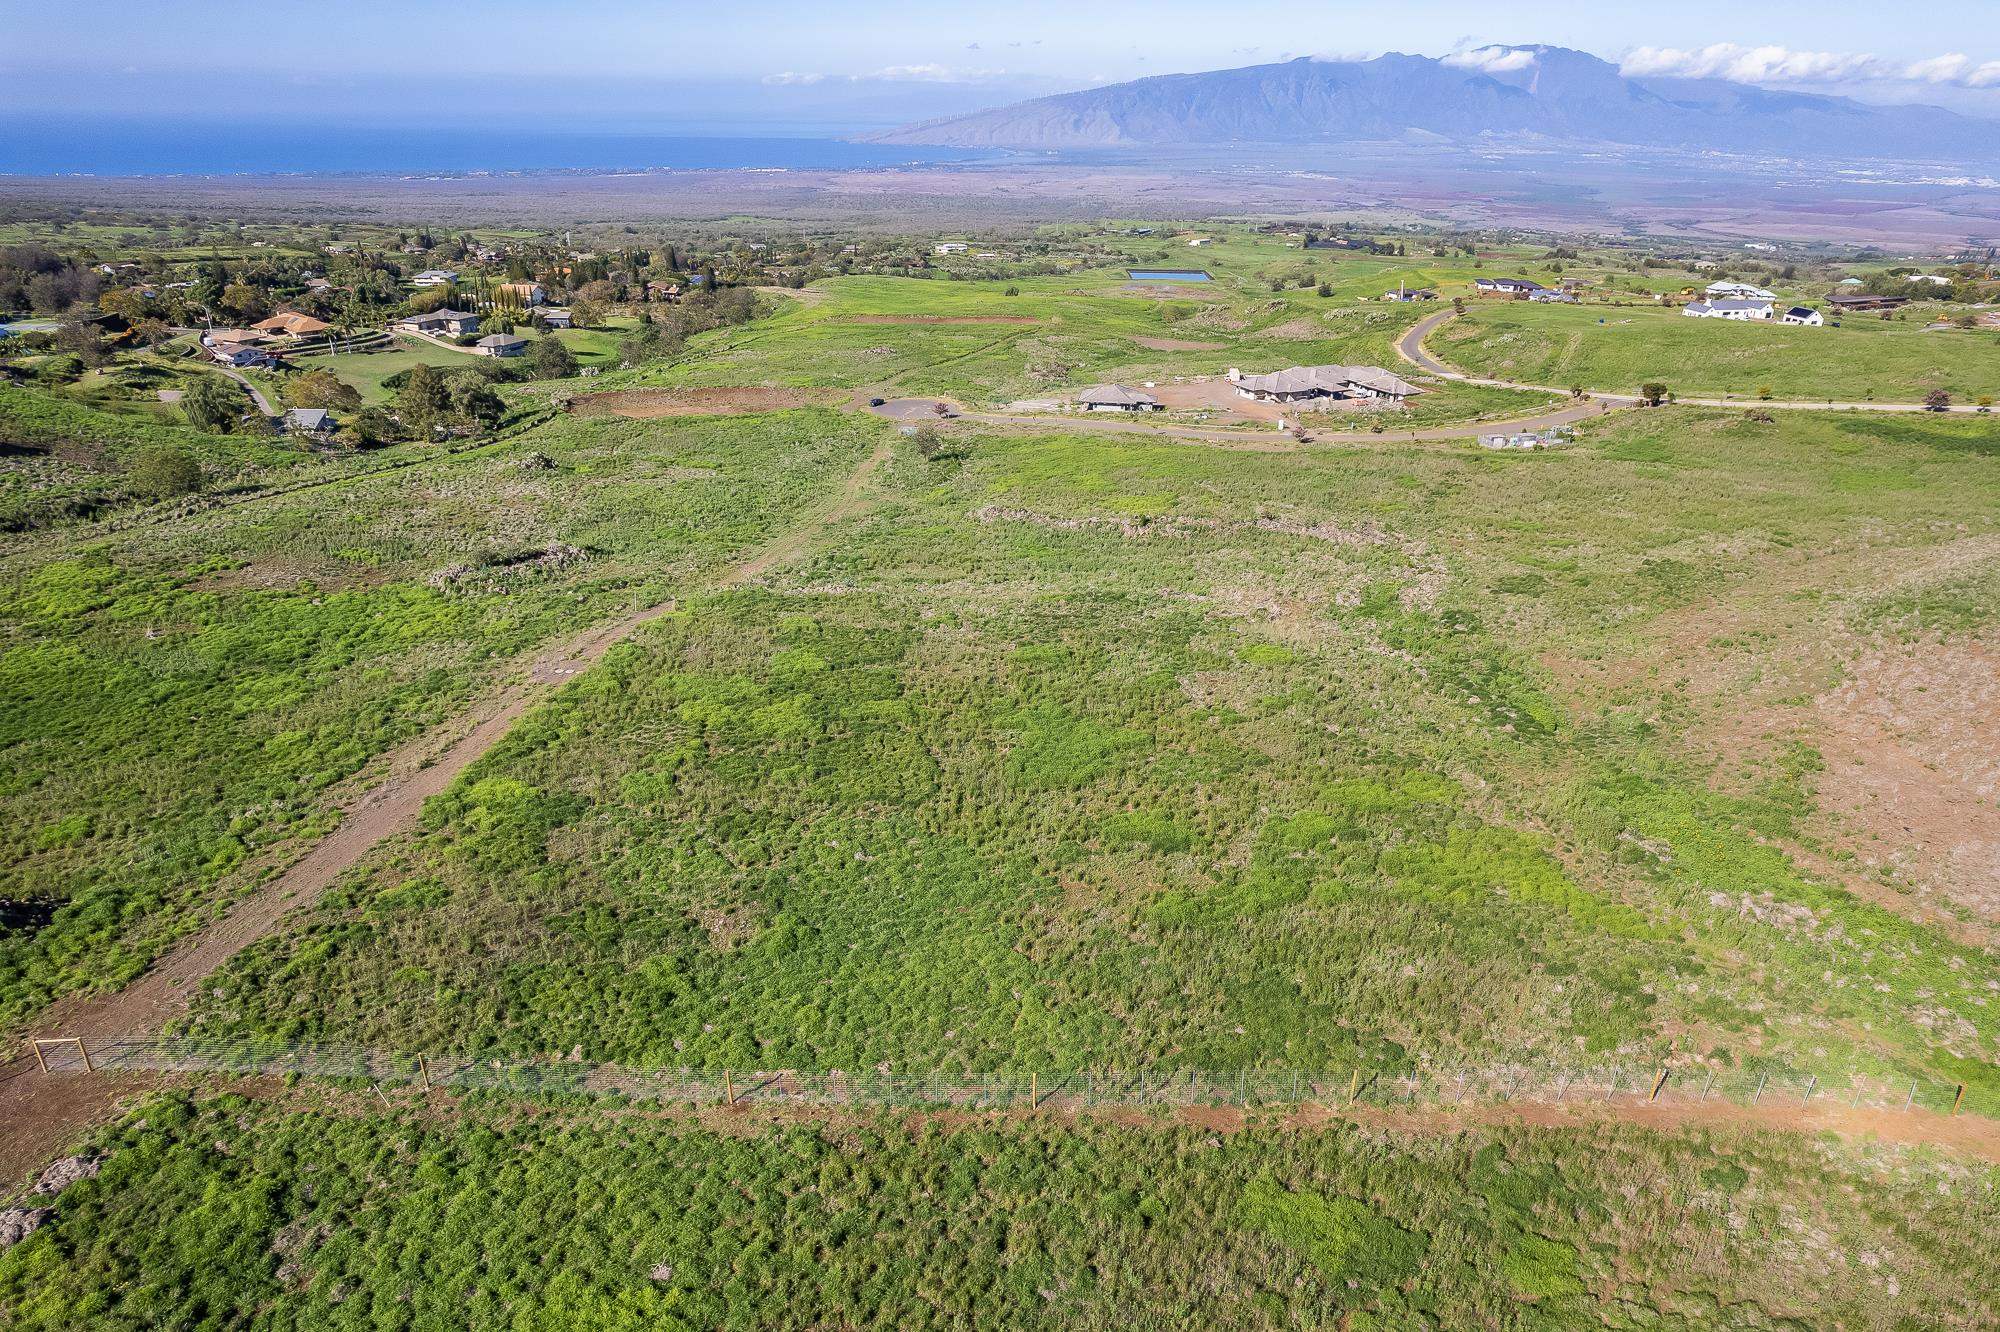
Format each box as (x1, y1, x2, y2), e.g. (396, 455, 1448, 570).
(2, 222, 1998, 1329)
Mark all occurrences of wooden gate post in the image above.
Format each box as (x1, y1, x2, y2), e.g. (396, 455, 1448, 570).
(28, 1040, 47, 1074)
(74, 1038, 92, 1074)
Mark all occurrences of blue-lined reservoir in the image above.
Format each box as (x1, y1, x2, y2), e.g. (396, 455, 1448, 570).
(1126, 269, 1213, 282)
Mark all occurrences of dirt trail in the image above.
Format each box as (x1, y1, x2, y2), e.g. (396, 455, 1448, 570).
(0, 440, 894, 1184)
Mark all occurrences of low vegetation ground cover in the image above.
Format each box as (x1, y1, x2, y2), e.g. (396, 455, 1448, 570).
(1437, 302, 2000, 402)
(1, 1091, 1992, 1331)
(184, 405, 2000, 1104)
(0, 410, 873, 1028)
(5, 224, 2000, 1317)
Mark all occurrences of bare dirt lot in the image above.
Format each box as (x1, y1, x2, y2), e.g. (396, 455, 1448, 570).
(1814, 638, 2000, 920)
(1147, 378, 1398, 426)
(568, 387, 833, 418)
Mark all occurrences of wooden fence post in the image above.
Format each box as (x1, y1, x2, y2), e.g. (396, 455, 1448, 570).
(1752, 1073, 1767, 1105)
(1904, 1080, 1917, 1112)
(1029, 1071, 1037, 1110)
(1700, 1070, 1714, 1103)
(1951, 1084, 1966, 1116)
(723, 1070, 735, 1106)
(74, 1038, 92, 1074)
(1347, 1069, 1360, 1105)
(28, 1041, 47, 1074)
(1650, 1068, 1669, 1103)
(1802, 1075, 1817, 1107)
(418, 1054, 431, 1091)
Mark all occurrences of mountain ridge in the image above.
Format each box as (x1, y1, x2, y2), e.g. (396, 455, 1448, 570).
(864, 46, 1997, 162)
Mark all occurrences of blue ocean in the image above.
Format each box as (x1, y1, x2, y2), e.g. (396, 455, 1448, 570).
(8, 118, 999, 176)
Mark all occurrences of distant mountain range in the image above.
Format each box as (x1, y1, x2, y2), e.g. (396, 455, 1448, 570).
(866, 46, 1997, 163)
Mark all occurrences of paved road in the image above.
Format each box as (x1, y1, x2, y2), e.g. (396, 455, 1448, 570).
(215, 365, 277, 417)
(1395, 310, 1996, 415)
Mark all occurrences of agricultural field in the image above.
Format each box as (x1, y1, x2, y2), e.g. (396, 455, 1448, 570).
(1436, 302, 2000, 403)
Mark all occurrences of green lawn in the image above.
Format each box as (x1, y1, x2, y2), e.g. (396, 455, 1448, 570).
(1435, 302, 2000, 402)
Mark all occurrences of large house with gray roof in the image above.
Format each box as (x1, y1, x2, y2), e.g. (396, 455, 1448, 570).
(1227, 365, 1425, 406)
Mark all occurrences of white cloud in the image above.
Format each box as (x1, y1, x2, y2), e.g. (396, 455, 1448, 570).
(1903, 53, 2000, 87)
(762, 71, 827, 86)
(1444, 46, 1538, 75)
(1621, 42, 2000, 90)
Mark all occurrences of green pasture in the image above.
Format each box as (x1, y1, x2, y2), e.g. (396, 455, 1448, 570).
(1436, 302, 2000, 402)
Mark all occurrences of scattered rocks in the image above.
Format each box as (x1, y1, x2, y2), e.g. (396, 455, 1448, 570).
(427, 543, 590, 593)
(0, 1208, 50, 1249)
(33, 1155, 99, 1196)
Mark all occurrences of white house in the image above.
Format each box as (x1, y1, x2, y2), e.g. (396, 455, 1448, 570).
(411, 269, 458, 288)
(1186, 236, 1214, 247)
(933, 242, 969, 255)
(1705, 281, 1777, 300)
(1528, 289, 1579, 304)
(1910, 274, 1952, 287)
(1781, 306, 1824, 326)
(1684, 299, 1775, 321)
(1475, 277, 1546, 297)
(1076, 384, 1162, 413)
(206, 340, 276, 368)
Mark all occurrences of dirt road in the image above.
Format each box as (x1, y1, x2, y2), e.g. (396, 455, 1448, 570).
(863, 396, 1614, 448)
(0, 440, 894, 1185)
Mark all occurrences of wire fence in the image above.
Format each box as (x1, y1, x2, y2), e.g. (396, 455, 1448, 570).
(20, 1035, 1988, 1120)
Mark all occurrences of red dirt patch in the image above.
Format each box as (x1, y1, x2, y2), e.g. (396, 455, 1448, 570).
(569, 387, 831, 418)
(1132, 335, 1228, 351)
(837, 315, 1038, 326)
(1814, 639, 2000, 920)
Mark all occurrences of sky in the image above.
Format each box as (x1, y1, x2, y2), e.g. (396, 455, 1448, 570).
(7, 0, 2000, 131)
